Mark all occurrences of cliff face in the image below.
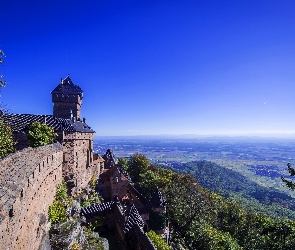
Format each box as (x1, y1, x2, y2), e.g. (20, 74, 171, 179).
(0, 143, 63, 250)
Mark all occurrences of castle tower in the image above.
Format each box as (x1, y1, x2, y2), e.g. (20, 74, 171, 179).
(51, 75, 83, 119)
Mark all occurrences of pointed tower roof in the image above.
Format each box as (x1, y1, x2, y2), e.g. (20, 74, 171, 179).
(51, 75, 83, 96)
(102, 149, 116, 168)
(149, 187, 167, 208)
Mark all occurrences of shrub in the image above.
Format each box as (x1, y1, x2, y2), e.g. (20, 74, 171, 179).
(48, 200, 67, 224)
(147, 230, 171, 250)
(81, 192, 101, 207)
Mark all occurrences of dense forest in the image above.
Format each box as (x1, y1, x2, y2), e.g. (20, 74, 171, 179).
(120, 154, 295, 250)
(164, 160, 295, 221)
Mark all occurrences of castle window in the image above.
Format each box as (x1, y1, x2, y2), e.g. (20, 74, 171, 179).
(9, 207, 13, 218)
(20, 189, 23, 198)
(39, 164, 40, 172)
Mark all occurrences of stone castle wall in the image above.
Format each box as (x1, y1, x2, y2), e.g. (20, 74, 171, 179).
(12, 130, 102, 195)
(62, 132, 102, 194)
(0, 143, 63, 250)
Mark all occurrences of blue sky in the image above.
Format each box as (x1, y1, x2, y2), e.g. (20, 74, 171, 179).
(1, 0, 295, 136)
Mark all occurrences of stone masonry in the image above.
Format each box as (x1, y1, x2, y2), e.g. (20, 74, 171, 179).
(0, 143, 63, 250)
(4, 75, 103, 195)
(0, 75, 104, 249)
(62, 131, 101, 193)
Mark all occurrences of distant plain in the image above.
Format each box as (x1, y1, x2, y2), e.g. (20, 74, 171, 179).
(94, 137, 295, 197)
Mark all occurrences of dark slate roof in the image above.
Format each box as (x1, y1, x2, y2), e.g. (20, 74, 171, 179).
(51, 75, 83, 96)
(81, 202, 114, 216)
(102, 149, 116, 167)
(123, 204, 144, 233)
(4, 114, 94, 133)
(137, 206, 149, 215)
(149, 188, 167, 208)
(128, 183, 148, 206)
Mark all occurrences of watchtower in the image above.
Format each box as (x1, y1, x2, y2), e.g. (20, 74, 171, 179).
(51, 75, 83, 120)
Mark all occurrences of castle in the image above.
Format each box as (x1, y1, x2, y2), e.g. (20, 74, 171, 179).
(4, 75, 104, 194)
(0, 76, 168, 249)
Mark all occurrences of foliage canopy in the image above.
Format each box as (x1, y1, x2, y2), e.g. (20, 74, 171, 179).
(0, 119, 16, 158)
(125, 153, 295, 250)
(117, 157, 128, 172)
(48, 180, 69, 224)
(127, 153, 150, 182)
(281, 163, 295, 190)
(147, 230, 171, 250)
(28, 121, 57, 147)
(48, 200, 67, 224)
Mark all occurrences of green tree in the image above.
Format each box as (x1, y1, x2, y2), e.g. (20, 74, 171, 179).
(281, 163, 295, 190)
(0, 48, 15, 159)
(136, 169, 160, 198)
(28, 121, 57, 147)
(117, 157, 128, 172)
(147, 230, 171, 250)
(0, 119, 16, 158)
(127, 153, 150, 182)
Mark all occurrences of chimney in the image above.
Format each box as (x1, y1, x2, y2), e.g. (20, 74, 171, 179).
(83, 118, 86, 123)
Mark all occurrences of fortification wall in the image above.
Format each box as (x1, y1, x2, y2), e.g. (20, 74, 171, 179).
(0, 143, 63, 250)
(62, 132, 101, 194)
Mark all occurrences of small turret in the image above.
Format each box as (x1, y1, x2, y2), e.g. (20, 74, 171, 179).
(51, 75, 83, 120)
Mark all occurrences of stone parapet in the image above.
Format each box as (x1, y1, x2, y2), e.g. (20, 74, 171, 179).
(0, 143, 63, 250)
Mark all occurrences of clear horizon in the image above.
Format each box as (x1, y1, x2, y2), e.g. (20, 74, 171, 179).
(1, 1, 295, 136)
(94, 132, 295, 139)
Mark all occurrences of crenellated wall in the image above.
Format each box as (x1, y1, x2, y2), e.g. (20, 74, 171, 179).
(12, 128, 102, 196)
(0, 143, 63, 250)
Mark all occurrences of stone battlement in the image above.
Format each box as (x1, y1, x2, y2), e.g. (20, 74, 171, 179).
(0, 143, 63, 250)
